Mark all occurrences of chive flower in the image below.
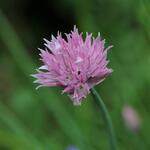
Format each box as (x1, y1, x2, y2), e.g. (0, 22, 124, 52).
(32, 26, 112, 105)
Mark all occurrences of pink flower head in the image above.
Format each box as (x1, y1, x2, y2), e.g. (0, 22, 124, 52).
(122, 105, 141, 131)
(32, 26, 112, 105)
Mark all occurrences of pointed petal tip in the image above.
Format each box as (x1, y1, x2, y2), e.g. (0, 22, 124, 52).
(73, 101, 81, 106)
(33, 80, 39, 83)
(38, 48, 42, 51)
(43, 38, 48, 42)
(105, 45, 114, 52)
(98, 32, 101, 37)
(38, 48, 45, 53)
(35, 85, 42, 90)
(73, 25, 77, 29)
(110, 68, 114, 73)
(39, 65, 48, 70)
(73, 25, 78, 32)
(109, 45, 114, 49)
(30, 74, 37, 78)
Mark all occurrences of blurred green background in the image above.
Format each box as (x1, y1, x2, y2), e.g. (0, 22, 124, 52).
(0, 0, 150, 149)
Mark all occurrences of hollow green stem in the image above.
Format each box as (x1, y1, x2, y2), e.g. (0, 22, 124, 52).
(91, 88, 117, 150)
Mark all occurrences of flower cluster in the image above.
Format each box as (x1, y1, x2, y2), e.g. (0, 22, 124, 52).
(32, 26, 112, 105)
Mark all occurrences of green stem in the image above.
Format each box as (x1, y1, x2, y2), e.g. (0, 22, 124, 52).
(91, 88, 117, 150)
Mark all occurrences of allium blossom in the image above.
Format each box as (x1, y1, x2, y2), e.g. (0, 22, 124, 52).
(122, 105, 141, 131)
(32, 26, 112, 105)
